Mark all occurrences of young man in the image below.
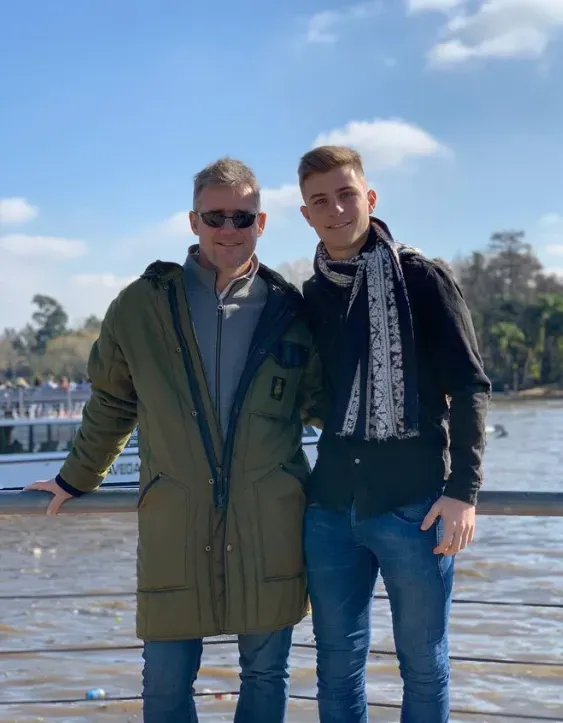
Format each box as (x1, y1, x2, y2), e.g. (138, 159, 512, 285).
(26, 158, 325, 723)
(298, 146, 491, 723)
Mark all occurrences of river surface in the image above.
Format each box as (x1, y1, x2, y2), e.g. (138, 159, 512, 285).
(1, 401, 562, 722)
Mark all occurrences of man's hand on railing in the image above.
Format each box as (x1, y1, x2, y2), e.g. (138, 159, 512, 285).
(24, 479, 73, 516)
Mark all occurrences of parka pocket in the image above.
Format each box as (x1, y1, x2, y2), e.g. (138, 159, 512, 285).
(254, 466, 306, 581)
(137, 474, 193, 592)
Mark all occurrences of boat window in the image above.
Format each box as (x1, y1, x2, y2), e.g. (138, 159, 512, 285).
(0, 424, 31, 454)
(0, 423, 81, 455)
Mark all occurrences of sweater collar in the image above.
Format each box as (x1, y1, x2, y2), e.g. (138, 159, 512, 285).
(183, 244, 259, 300)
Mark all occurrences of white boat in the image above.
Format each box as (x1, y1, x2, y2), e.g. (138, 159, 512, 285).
(0, 407, 505, 491)
(0, 415, 321, 490)
(486, 423, 508, 439)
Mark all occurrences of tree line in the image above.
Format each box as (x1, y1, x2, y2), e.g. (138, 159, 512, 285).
(0, 295, 102, 383)
(454, 231, 563, 392)
(1, 230, 562, 392)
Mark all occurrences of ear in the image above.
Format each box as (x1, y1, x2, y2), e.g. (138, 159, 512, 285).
(257, 212, 267, 237)
(367, 189, 377, 214)
(189, 211, 199, 236)
(300, 205, 313, 227)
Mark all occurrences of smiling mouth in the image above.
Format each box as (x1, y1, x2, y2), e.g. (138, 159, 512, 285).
(327, 221, 352, 230)
(217, 241, 242, 247)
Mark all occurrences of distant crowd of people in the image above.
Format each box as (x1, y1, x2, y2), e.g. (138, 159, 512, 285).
(0, 375, 91, 393)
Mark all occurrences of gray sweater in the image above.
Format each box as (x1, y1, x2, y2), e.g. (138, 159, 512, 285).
(183, 248, 268, 438)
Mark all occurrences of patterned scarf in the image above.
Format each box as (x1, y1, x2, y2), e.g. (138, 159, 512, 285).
(315, 218, 420, 442)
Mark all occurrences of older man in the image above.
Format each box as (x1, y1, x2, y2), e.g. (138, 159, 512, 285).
(27, 157, 325, 723)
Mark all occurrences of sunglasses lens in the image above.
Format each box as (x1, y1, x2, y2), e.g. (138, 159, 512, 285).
(200, 211, 225, 228)
(232, 211, 256, 229)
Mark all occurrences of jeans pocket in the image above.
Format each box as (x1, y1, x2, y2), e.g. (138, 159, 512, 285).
(390, 495, 438, 524)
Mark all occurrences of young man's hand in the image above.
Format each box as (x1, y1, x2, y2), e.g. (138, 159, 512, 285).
(24, 479, 73, 516)
(421, 496, 476, 556)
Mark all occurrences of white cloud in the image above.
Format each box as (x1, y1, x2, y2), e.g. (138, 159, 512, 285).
(540, 213, 563, 226)
(313, 118, 450, 171)
(408, 0, 463, 13)
(160, 210, 191, 237)
(426, 0, 563, 67)
(70, 273, 137, 289)
(0, 254, 138, 330)
(429, 28, 548, 63)
(0, 197, 39, 226)
(306, 1, 382, 44)
(262, 184, 302, 213)
(538, 212, 563, 253)
(307, 10, 340, 43)
(0, 234, 87, 259)
(0, 208, 140, 329)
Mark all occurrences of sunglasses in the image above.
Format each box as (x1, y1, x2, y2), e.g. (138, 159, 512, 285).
(196, 210, 258, 229)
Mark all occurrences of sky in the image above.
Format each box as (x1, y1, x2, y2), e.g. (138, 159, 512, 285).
(1, 0, 563, 329)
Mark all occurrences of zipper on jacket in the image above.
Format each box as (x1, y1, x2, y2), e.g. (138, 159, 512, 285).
(167, 277, 300, 511)
(219, 297, 296, 509)
(137, 473, 162, 508)
(167, 283, 222, 506)
(215, 301, 224, 424)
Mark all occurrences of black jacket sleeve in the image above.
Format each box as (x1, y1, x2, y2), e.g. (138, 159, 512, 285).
(409, 258, 491, 505)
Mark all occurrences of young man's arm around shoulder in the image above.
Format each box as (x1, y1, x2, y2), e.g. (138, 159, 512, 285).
(407, 257, 491, 556)
(25, 294, 138, 514)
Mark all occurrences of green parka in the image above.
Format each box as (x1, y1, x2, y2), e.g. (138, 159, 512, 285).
(59, 260, 325, 640)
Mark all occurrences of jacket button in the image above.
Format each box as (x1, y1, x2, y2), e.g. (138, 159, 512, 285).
(226, 544, 233, 552)
(208, 478, 214, 485)
(205, 546, 211, 552)
(175, 346, 181, 353)
(191, 411, 198, 417)
(259, 349, 266, 355)
(354, 458, 361, 464)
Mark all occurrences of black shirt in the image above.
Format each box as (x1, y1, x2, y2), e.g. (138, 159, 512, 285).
(303, 251, 491, 520)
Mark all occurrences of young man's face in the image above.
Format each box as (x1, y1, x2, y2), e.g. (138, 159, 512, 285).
(189, 184, 266, 275)
(300, 165, 376, 259)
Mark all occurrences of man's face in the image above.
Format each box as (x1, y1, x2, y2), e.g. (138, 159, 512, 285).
(300, 165, 376, 257)
(189, 185, 266, 274)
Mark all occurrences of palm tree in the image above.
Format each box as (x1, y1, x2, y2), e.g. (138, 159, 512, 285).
(490, 321, 527, 391)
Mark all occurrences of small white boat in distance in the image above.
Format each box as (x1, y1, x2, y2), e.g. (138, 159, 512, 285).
(486, 423, 508, 439)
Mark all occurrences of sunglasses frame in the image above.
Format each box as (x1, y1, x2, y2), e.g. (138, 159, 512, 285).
(195, 210, 258, 229)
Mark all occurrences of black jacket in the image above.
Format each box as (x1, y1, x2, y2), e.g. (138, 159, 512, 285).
(303, 246, 491, 520)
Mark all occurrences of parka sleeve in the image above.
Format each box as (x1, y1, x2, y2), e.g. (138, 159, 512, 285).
(56, 296, 138, 496)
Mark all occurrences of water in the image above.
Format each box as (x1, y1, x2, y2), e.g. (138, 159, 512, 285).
(1, 401, 562, 722)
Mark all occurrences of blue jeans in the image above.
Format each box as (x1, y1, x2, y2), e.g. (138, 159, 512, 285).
(304, 498, 454, 723)
(142, 627, 293, 723)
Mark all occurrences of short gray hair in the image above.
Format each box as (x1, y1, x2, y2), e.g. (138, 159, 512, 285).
(193, 157, 261, 209)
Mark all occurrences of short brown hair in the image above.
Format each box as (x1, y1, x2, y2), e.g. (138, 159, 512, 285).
(193, 157, 260, 209)
(298, 146, 365, 189)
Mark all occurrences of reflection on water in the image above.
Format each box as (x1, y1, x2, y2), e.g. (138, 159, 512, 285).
(0, 401, 562, 722)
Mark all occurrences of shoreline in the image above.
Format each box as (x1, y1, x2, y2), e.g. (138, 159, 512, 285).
(492, 387, 563, 404)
